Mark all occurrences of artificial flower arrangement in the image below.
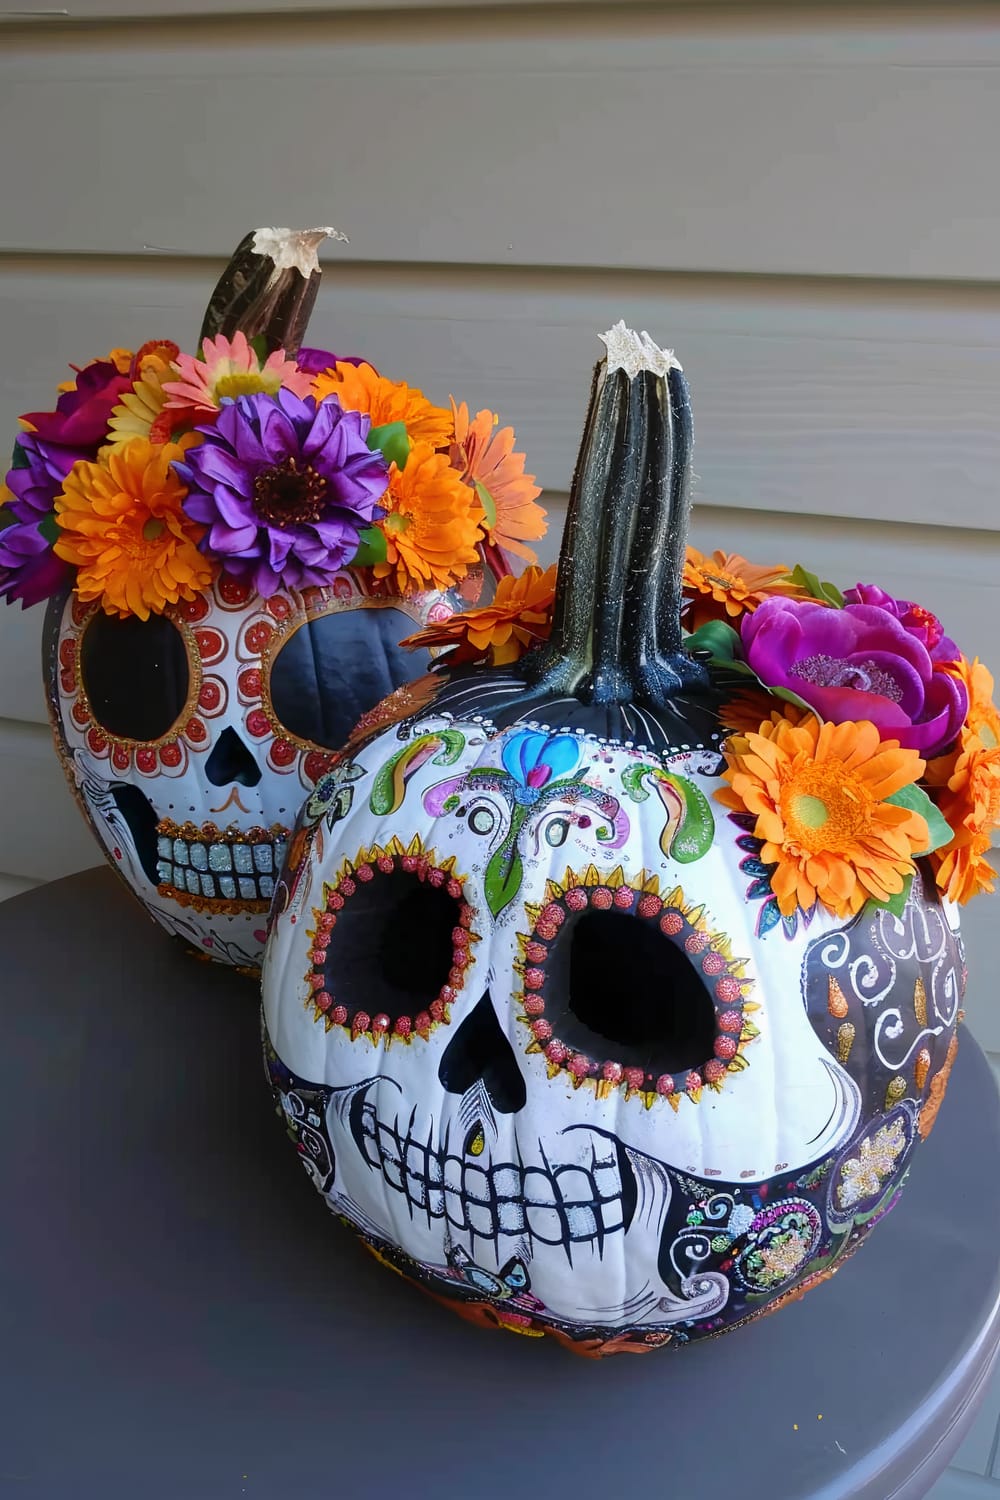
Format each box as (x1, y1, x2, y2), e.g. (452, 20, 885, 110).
(0, 328, 544, 616)
(0, 227, 547, 972)
(407, 548, 999, 920)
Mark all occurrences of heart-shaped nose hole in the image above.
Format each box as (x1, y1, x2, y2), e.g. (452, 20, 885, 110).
(205, 726, 263, 787)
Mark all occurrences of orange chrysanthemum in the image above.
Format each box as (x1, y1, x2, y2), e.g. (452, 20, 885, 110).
(449, 400, 546, 565)
(54, 438, 213, 619)
(717, 716, 928, 918)
(373, 441, 483, 595)
(313, 361, 453, 448)
(402, 563, 557, 666)
(684, 547, 804, 630)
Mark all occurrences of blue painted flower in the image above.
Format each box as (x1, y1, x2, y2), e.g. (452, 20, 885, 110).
(501, 730, 581, 799)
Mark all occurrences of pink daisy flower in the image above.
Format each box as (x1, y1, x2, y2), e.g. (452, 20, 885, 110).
(162, 331, 312, 421)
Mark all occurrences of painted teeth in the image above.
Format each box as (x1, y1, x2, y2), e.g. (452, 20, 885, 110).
(362, 1109, 624, 1249)
(156, 832, 287, 907)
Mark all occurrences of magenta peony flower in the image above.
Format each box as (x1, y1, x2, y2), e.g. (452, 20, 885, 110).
(20, 359, 132, 451)
(295, 346, 365, 376)
(741, 596, 968, 757)
(0, 433, 82, 606)
(844, 583, 959, 665)
(175, 388, 389, 597)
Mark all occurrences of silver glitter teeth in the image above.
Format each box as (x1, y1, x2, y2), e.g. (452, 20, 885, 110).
(154, 820, 288, 911)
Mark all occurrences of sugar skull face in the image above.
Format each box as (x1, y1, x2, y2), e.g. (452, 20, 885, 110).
(44, 571, 450, 969)
(262, 696, 963, 1352)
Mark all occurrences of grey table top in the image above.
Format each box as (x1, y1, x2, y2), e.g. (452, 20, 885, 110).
(2, 868, 999, 1500)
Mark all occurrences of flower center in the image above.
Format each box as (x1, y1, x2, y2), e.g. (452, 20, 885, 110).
(702, 570, 739, 592)
(252, 457, 329, 527)
(142, 518, 165, 542)
(790, 652, 904, 703)
(214, 371, 279, 401)
(384, 512, 409, 534)
(780, 764, 872, 853)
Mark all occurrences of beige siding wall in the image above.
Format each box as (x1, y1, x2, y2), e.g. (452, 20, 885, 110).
(0, 4, 997, 1070)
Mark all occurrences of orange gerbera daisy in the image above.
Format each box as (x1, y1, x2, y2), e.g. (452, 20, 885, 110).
(54, 438, 213, 619)
(717, 715, 927, 917)
(684, 547, 804, 630)
(927, 737, 1000, 904)
(163, 331, 311, 422)
(720, 690, 812, 738)
(449, 400, 546, 565)
(373, 441, 483, 596)
(402, 563, 557, 666)
(313, 361, 453, 449)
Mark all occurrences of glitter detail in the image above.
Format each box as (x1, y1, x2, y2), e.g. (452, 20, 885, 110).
(836, 1118, 907, 1209)
(789, 653, 904, 703)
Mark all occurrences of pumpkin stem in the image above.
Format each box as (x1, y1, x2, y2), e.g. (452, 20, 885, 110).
(525, 322, 707, 705)
(198, 226, 348, 358)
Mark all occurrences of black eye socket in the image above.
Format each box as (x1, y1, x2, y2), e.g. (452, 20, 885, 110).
(305, 850, 475, 1042)
(80, 611, 190, 741)
(559, 910, 717, 1073)
(522, 889, 729, 1093)
(267, 608, 432, 751)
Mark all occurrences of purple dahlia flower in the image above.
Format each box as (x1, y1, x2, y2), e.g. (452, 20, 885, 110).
(294, 346, 365, 376)
(0, 433, 82, 607)
(843, 583, 959, 665)
(175, 388, 389, 597)
(741, 595, 968, 758)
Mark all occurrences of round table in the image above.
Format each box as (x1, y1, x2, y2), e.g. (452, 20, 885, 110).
(2, 869, 998, 1500)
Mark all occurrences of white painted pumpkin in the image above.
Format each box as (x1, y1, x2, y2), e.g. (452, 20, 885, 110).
(262, 327, 963, 1352)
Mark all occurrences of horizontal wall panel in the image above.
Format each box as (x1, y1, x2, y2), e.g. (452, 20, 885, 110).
(2, 12, 1000, 279)
(0, 719, 105, 881)
(1, 259, 998, 530)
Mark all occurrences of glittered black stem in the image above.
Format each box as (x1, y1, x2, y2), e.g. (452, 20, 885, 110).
(198, 231, 321, 358)
(525, 357, 707, 707)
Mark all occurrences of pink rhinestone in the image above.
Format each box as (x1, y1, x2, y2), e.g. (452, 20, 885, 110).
(685, 1069, 703, 1091)
(339, 878, 356, 898)
(655, 1074, 675, 1096)
(568, 1053, 592, 1078)
(534, 921, 558, 941)
(714, 1035, 738, 1061)
(540, 903, 564, 928)
(451, 927, 469, 948)
(704, 1059, 726, 1083)
(315, 992, 332, 1012)
(523, 967, 545, 991)
(685, 933, 709, 954)
(394, 1017, 412, 1038)
(352, 1011, 371, 1037)
(524, 940, 547, 963)
(602, 1061, 624, 1083)
(429, 999, 446, 1021)
(702, 952, 726, 975)
(660, 911, 684, 936)
(624, 1066, 645, 1091)
(545, 1040, 569, 1064)
(447, 879, 463, 900)
(377, 856, 394, 874)
(356, 864, 374, 883)
(427, 867, 445, 888)
(451, 949, 470, 970)
(715, 977, 743, 1004)
(331, 1005, 348, 1026)
(317, 910, 336, 929)
(564, 888, 588, 911)
(371, 1013, 390, 1035)
(531, 1019, 553, 1041)
(414, 1011, 432, 1034)
(718, 1010, 743, 1034)
(523, 994, 545, 1016)
(327, 894, 344, 912)
(308, 973, 324, 991)
(638, 894, 662, 919)
(590, 888, 613, 910)
(613, 888, 634, 909)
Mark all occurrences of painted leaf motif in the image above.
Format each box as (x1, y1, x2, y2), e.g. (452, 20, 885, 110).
(756, 899, 783, 938)
(369, 730, 466, 816)
(484, 805, 528, 919)
(655, 773, 715, 864)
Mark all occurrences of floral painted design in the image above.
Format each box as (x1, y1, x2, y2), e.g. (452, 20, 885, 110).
(835, 1117, 907, 1210)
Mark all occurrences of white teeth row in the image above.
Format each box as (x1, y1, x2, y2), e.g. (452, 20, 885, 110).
(368, 1117, 624, 1245)
(157, 835, 284, 875)
(156, 863, 275, 901)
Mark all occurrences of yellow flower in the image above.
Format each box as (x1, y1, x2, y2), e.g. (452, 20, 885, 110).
(402, 563, 557, 666)
(684, 547, 806, 630)
(373, 442, 483, 596)
(313, 361, 452, 448)
(717, 715, 928, 917)
(54, 438, 212, 619)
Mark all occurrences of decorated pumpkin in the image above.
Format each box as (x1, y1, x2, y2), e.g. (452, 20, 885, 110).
(261, 323, 989, 1352)
(3, 227, 545, 969)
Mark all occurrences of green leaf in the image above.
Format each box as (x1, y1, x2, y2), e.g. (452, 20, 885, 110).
(37, 512, 60, 545)
(789, 563, 845, 609)
(10, 440, 30, 470)
(368, 420, 411, 472)
(474, 481, 498, 531)
(349, 525, 387, 569)
(684, 618, 742, 662)
(862, 872, 914, 922)
(885, 783, 953, 857)
(248, 334, 272, 364)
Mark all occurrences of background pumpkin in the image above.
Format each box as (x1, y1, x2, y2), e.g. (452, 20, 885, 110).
(42, 229, 502, 971)
(261, 324, 962, 1350)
